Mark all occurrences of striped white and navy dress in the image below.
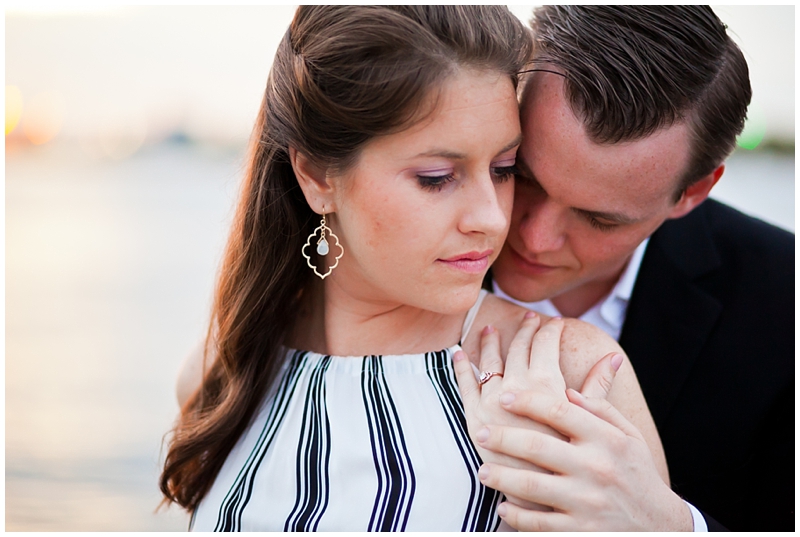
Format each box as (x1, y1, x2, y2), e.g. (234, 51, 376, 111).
(191, 291, 502, 531)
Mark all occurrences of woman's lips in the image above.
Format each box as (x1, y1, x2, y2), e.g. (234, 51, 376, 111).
(508, 246, 557, 275)
(438, 250, 493, 274)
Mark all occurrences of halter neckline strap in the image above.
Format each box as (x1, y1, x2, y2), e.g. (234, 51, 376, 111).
(460, 289, 489, 344)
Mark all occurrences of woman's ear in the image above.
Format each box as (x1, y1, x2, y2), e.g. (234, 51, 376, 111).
(289, 147, 336, 214)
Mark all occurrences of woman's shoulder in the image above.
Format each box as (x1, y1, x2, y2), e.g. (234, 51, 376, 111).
(462, 293, 622, 390)
(460, 293, 539, 363)
(474, 291, 548, 330)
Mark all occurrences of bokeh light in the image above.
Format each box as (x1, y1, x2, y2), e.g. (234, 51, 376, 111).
(6, 85, 24, 135)
(737, 101, 767, 150)
(22, 90, 64, 145)
(98, 112, 148, 160)
(78, 103, 150, 160)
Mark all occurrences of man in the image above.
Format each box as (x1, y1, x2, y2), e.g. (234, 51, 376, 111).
(479, 6, 793, 532)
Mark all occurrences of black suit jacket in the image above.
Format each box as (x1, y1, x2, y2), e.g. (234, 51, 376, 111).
(619, 199, 794, 531)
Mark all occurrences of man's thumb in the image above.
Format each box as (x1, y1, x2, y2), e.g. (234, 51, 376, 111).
(578, 352, 623, 399)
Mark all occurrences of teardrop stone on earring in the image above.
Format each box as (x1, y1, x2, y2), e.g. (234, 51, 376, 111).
(317, 238, 329, 256)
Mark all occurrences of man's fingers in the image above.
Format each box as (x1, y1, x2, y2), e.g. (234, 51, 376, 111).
(497, 501, 572, 532)
(474, 424, 575, 474)
(504, 311, 541, 378)
(579, 352, 623, 399)
(452, 350, 480, 412)
(478, 463, 570, 512)
(566, 388, 644, 440)
(527, 317, 567, 393)
(500, 390, 615, 442)
(478, 325, 505, 391)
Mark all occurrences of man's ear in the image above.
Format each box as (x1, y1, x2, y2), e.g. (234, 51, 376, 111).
(290, 147, 336, 214)
(667, 164, 724, 220)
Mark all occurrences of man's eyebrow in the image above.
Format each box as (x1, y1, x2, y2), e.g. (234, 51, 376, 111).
(573, 208, 640, 225)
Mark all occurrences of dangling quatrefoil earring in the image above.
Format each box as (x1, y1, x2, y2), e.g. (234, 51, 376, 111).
(302, 213, 344, 279)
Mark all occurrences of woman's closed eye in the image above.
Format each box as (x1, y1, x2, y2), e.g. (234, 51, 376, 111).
(491, 164, 519, 183)
(417, 171, 456, 192)
(416, 160, 518, 192)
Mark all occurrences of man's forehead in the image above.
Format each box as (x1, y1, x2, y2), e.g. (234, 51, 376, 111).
(519, 75, 691, 217)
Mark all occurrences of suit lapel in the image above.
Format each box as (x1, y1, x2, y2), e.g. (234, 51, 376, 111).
(619, 201, 723, 428)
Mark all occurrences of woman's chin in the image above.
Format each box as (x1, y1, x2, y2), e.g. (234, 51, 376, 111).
(422, 281, 485, 315)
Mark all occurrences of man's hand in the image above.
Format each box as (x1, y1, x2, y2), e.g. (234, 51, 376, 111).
(474, 387, 693, 531)
(453, 312, 568, 514)
(454, 310, 693, 531)
(578, 350, 624, 399)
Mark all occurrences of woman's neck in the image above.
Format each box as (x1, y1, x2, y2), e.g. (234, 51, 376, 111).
(289, 277, 466, 356)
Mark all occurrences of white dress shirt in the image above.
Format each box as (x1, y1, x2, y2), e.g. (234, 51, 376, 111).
(492, 237, 708, 532)
(493, 239, 649, 341)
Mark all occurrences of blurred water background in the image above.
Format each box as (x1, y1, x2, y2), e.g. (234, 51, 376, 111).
(5, 5, 794, 531)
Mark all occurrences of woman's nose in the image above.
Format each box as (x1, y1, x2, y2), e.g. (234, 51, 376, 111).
(459, 174, 510, 237)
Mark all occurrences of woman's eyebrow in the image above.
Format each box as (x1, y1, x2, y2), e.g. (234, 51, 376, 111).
(416, 149, 467, 160)
(497, 134, 523, 156)
(414, 134, 522, 161)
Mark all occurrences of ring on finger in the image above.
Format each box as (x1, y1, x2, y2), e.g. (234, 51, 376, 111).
(479, 371, 503, 385)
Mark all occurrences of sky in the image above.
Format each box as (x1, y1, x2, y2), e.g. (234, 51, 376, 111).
(5, 5, 795, 151)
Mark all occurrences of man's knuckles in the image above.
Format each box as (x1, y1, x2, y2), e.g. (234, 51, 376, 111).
(604, 429, 632, 454)
(587, 457, 618, 487)
(501, 503, 549, 532)
(501, 377, 557, 398)
(503, 391, 563, 419)
(520, 472, 542, 501)
(546, 398, 572, 422)
(522, 430, 546, 456)
(483, 426, 545, 459)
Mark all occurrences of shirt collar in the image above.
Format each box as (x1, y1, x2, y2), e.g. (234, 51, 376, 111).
(596, 238, 649, 333)
(492, 238, 650, 339)
(611, 237, 649, 302)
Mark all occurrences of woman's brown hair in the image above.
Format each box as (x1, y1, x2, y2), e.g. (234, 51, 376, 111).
(160, 5, 532, 510)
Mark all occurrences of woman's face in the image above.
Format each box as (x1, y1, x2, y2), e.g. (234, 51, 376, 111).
(328, 68, 521, 314)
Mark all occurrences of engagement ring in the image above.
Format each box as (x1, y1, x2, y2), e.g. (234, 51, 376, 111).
(478, 371, 503, 385)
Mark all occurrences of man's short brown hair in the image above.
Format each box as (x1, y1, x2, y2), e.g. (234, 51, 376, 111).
(529, 6, 752, 198)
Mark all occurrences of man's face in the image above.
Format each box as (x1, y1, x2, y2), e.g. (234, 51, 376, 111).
(492, 73, 693, 306)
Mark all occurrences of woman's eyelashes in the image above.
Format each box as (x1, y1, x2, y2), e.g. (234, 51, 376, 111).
(416, 162, 518, 192)
(491, 164, 518, 183)
(417, 172, 456, 192)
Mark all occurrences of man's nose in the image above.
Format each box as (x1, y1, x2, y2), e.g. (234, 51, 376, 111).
(518, 199, 566, 254)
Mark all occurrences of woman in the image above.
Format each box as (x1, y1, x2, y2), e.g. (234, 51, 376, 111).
(161, 6, 666, 531)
